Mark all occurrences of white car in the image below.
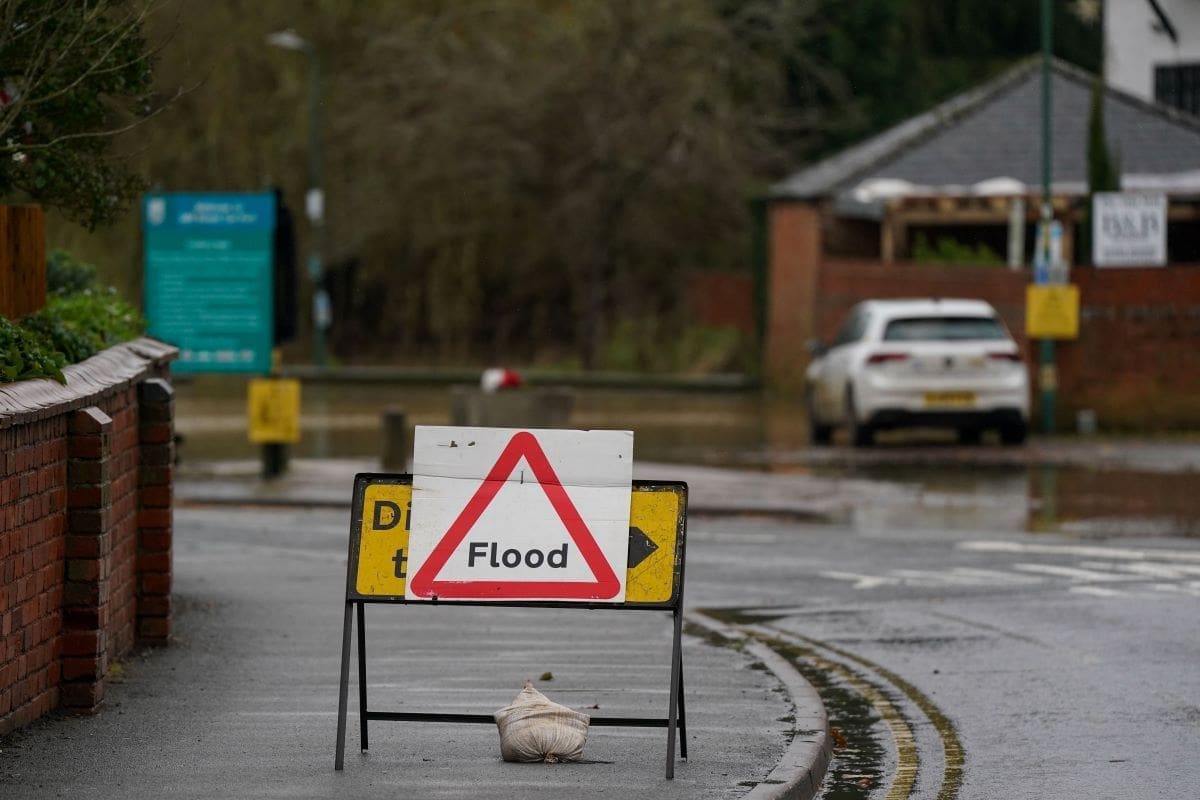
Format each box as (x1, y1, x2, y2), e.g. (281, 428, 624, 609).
(804, 299, 1030, 447)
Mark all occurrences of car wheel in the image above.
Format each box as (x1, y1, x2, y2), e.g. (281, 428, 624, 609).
(845, 389, 874, 448)
(806, 391, 833, 446)
(1000, 419, 1027, 446)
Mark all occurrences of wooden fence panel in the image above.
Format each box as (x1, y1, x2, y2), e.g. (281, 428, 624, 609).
(0, 205, 47, 319)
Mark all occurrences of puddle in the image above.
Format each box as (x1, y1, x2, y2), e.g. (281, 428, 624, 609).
(1029, 466, 1200, 537)
(172, 377, 1200, 538)
(696, 611, 889, 799)
(791, 461, 1200, 538)
(793, 661, 889, 800)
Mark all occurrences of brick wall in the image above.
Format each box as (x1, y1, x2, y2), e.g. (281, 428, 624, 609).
(1, 339, 176, 734)
(0, 419, 66, 731)
(766, 203, 823, 389)
(1062, 267, 1200, 429)
(687, 271, 755, 334)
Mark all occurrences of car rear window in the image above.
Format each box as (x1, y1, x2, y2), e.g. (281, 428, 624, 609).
(882, 316, 1008, 341)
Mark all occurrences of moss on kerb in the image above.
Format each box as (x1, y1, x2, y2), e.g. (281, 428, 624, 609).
(693, 607, 965, 800)
(682, 619, 745, 652)
(702, 607, 790, 626)
(772, 641, 889, 800)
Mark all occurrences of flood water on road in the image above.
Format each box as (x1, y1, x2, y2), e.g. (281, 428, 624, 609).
(174, 376, 1200, 538)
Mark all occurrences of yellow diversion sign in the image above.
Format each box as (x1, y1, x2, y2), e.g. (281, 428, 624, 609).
(1026, 284, 1080, 340)
(348, 474, 686, 607)
(247, 377, 301, 443)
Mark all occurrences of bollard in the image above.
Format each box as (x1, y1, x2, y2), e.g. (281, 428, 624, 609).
(261, 442, 287, 479)
(381, 407, 408, 472)
(249, 375, 300, 478)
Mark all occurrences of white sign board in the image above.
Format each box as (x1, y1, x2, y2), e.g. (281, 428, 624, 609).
(1093, 192, 1167, 267)
(406, 426, 633, 602)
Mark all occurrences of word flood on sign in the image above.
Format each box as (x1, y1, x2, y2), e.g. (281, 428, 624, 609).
(468, 542, 569, 569)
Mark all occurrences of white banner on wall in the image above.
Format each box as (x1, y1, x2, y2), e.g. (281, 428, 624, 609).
(1093, 192, 1167, 267)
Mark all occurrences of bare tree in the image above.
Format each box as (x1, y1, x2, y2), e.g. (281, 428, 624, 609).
(331, 0, 824, 366)
(0, 0, 166, 228)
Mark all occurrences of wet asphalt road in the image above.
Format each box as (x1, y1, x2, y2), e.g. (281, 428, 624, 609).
(3, 440, 1199, 799)
(689, 507, 1200, 799)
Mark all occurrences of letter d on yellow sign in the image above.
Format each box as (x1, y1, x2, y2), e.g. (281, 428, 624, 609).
(356, 483, 412, 597)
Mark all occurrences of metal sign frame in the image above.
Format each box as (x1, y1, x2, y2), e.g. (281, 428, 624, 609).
(334, 473, 689, 778)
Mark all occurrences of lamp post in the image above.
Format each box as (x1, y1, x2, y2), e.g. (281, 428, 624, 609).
(1037, 0, 1056, 435)
(267, 29, 329, 367)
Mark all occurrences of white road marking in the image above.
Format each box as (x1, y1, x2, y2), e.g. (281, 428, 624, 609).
(820, 571, 901, 590)
(822, 543, 1200, 597)
(960, 541, 1200, 562)
(1078, 561, 1200, 579)
(890, 568, 1035, 586)
(1011, 563, 1143, 582)
(946, 567, 1044, 584)
(1152, 581, 1200, 597)
(1069, 586, 1126, 597)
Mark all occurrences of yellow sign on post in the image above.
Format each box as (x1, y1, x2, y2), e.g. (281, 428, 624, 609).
(247, 377, 301, 444)
(349, 475, 685, 607)
(1026, 284, 1080, 340)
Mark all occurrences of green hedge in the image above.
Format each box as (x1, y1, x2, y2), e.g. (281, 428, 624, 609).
(0, 251, 146, 384)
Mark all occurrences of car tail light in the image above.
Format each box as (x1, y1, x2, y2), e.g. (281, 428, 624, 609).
(866, 352, 910, 365)
(987, 352, 1022, 362)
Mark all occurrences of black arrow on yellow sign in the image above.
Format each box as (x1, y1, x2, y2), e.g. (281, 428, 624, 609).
(627, 526, 658, 569)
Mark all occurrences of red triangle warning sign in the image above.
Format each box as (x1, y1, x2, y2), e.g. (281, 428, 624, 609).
(408, 431, 623, 601)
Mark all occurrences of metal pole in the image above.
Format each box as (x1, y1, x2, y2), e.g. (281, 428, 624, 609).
(334, 600, 354, 770)
(665, 606, 682, 779)
(356, 601, 369, 751)
(1039, 0, 1056, 435)
(306, 47, 328, 368)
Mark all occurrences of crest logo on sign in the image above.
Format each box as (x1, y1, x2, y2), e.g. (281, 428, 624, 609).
(406, 428, 632, 602)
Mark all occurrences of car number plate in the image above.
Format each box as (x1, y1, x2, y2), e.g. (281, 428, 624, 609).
(924, 391, 976, 407)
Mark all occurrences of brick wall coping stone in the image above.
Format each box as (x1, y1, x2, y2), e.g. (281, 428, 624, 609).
(0, 337, 177, 427)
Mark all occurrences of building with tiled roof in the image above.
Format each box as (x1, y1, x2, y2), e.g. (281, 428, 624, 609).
(771, 57, 1200, 264)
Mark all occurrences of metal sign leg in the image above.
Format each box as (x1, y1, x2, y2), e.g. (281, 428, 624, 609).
(678, 661, 688, 761)
(335, 601, 354, 770)
(664, 606, 684, 779)
(357, 601, 369, 751)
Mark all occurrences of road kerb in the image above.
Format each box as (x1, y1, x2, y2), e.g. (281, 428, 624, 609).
(686, 612, 832, 800)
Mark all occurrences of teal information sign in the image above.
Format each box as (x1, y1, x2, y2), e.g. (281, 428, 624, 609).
(143, 192, 275, 374)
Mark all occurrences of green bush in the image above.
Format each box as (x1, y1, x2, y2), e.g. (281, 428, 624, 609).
(46, 250, 98, 296)
(1, 254, 146, 385)
(911, 233, 1003, 265)
(24, 289, 147, 364)
(0, 316, 66, 383)
(600, 318, 752, 373)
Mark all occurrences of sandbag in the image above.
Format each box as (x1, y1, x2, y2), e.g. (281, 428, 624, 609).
(494, 680, 590, 763)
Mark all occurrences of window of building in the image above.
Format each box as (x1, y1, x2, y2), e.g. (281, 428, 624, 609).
(1155, 63, 1200, 116)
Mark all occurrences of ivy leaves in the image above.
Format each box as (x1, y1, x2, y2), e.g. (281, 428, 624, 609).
(0, 252, 146, 384)
(0, 315, 67, 383)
